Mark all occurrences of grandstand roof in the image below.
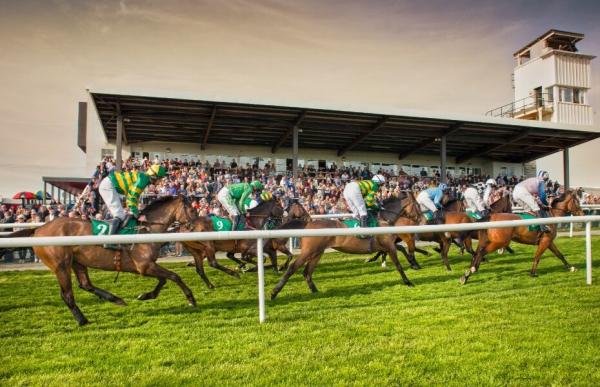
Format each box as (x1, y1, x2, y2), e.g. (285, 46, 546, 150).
(91, 92, 600, 164)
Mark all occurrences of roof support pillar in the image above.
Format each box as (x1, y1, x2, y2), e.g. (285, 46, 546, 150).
(116, 112, 123, 171)
(563, 147, 570, 190)
(43, 182, 47, 206)
(440, 135, 447, 183)
(292, 126, 299, 179)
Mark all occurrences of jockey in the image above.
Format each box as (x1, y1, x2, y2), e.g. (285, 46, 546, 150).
(343, 174, 385, 228)
(417, 183, 449, 222)
(483, 178, 497, 207)
(513, 170, 551, 231)
(98, 163, 167, 236)
(217, 180, 264, 230)
(463, 182, 488, 220)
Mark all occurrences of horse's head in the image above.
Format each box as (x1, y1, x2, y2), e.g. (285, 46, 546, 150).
(141, 195, 197, 231)
(286, 200, 310, 222)
(248, 200, 284, 229)
(552, 189, 583, 216)
(379, 191, 422, 224)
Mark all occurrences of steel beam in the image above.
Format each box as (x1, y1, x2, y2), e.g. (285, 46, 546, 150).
(201, 106, 217, 150)
(337, 117, 388, 156)
(271, 111, 306, 153)
(455, 129, 532, 164)
(116, 112, 123, 171)
(398, 122, 462, 160)
(440, 135, 447, 183)
(563, 147, 570, 189)
(292, 126, 299, 178)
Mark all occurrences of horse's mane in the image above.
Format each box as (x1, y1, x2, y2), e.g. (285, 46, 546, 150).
(248, 200, 272, 214)
(551, 190, 572, 207)
(278, 219, 308, 230)
(382, 191, 408, 206)
(141, 196, 178, 214)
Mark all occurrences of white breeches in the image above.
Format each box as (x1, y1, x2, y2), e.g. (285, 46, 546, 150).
(417, 191, 438, 213)
(99, 177, 127, 221)
(343, 182, 367, 217)
(463, 187, 486, 212)
(217, 187, 239, 216)
(512, 185, 540, 212)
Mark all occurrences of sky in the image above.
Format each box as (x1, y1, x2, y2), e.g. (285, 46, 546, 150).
(0, 0, 599, 197)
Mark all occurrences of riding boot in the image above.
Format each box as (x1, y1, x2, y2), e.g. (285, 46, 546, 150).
(103, 218, 122, 250)
(536, 210, 550, 233)
(232, 215, 242, 231)
(360, 215, 369, 228)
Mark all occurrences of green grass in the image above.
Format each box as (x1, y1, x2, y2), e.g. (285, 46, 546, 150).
(1, 237, 600, 386)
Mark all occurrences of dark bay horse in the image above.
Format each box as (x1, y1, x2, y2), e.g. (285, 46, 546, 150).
(270, 195, 418, 300)
(181, 200, 285, 289)
(460, 190, 583, 284)
(368, 191, 474, 271)
(3, 196, 198, 325)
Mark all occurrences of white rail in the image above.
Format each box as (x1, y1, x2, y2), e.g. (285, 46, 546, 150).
(1, 215, 598, 323)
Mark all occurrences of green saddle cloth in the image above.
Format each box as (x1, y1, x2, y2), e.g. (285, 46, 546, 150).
(343, 214, 379, 228)
(91, 218, 138, 236)
(516, 213, 542, 231)
(211, 216, 245, 231)
(466, 210, 483, 220)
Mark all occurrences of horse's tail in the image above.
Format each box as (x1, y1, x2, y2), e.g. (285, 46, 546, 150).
(0, 228, 37, 238)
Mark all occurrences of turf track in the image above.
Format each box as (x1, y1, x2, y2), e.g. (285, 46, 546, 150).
(1, 236, 599, 385)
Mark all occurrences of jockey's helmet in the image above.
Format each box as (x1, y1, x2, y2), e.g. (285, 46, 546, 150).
(538, 170, 549, 181)
(250, 181, 264, 190)
(371, 174, 386, 184)
(260, 191, 273, 202)
(147, 164, 166, 178)
(486, 178, 497, 186)
(438, 183, 448, 192)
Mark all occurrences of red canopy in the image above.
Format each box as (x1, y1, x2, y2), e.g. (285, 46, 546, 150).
(12, 191, 37, 200)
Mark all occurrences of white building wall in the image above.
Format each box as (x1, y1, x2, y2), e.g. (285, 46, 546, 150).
(555, 103, 594, 125)
(555, 54, 593, 88)
(514, 56, 555, 101)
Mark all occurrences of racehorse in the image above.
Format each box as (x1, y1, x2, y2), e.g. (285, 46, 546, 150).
(459, 190, 583, 284)
(270, 194, 419, 300)
(2, 196, 198, 326)
(366, 191, 475, 271)
(181, 200, 285, 289)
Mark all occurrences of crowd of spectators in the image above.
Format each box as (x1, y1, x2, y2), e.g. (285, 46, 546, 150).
(2, 156, 599, 263)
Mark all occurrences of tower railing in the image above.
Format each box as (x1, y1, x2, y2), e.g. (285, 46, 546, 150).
(486, 93, 553, 118)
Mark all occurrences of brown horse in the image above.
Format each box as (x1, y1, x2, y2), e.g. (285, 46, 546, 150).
(369, 191, 475, 271)
(3, 196, 198, 325)
(270, 194, 418, 300)
(459, 190, 583, 284)
(181, 200, 285, 289)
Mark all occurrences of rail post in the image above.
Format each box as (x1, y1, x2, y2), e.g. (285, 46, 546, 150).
(570, 216, 574, 238)
(586, 221, 592, 285)
(257, 238, 266, 322)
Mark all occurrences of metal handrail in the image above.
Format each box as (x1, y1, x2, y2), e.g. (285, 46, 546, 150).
(486, 93, 553, 118)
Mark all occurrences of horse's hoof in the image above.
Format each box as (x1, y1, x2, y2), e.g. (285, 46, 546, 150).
(78, 318, 89, 327)
(270, 291, 278, 300)
(381, 262, 387, 268)
(529, 272, 538, 277)
(188, 298, 197, 307)
(115, 298, 127, 306)
(569, 266, 577, 272)
(497, 248, 505, 255)
(207, 284, 216, 290)
(405, 281, 415, 288)
(446, 267, 452, 272)
(186, 262, 195, 267)
(459, 275, 467, 285)
(137, 293, 153, 300)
